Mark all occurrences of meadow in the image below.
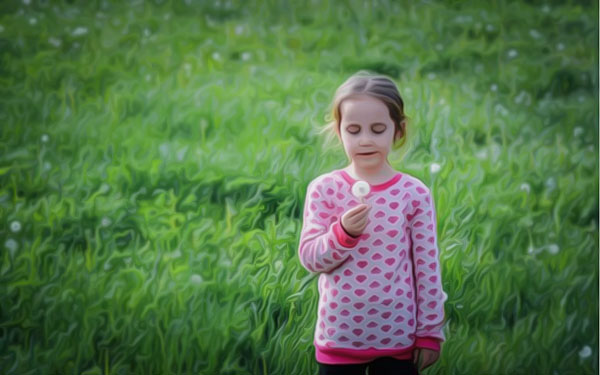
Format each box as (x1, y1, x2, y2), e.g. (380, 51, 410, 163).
(0, 0, 598, 374)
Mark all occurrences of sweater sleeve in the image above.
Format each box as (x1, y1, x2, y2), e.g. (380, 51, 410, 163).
(298, 179, 360, 274)
(409, 186, 448, 348)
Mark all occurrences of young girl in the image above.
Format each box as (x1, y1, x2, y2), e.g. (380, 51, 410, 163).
(298, 71, 447, 375)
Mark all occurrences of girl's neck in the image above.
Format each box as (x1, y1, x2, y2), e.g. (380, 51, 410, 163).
(344, 162, 397, 185)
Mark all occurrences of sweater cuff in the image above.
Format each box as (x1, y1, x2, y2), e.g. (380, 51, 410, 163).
(332, 221, 360, 248)
(415, 337, 441, 351)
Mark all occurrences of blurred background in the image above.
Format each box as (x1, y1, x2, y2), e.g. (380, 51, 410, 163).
(0, 0, 598, 374)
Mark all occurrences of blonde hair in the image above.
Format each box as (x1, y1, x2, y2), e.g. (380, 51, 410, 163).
(317, 71, 409, 152)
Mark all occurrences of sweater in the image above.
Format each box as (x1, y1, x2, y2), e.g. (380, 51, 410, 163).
(298, 169, 447, 364)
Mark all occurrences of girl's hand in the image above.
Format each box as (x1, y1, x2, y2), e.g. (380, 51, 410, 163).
(341, 204, 371, 237)
(413, 348, 440, 372)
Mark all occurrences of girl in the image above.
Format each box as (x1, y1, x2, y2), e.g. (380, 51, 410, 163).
(298, 71, 447, 375)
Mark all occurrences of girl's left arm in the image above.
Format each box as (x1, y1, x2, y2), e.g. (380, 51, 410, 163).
(409, 186, 448, 351)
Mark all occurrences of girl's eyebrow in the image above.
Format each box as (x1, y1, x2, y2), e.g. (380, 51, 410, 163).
(346, 122, 387, 127)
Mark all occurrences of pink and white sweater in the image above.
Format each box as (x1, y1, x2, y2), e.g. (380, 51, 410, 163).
(298, 169, 447, 364)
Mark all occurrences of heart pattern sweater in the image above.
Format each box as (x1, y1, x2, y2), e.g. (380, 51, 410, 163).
(298, 169, 448, 364)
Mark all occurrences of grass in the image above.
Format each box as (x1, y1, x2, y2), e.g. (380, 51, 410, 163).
(0, 0, 598, 374)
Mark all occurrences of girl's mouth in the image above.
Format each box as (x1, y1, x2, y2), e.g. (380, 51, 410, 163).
(358, 152, 377, 156)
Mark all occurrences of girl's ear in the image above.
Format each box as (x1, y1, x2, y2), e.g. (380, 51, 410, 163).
(394, 120, 407, 141)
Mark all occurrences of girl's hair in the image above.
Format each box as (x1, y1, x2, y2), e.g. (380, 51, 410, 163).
(318, 70, 409, 152)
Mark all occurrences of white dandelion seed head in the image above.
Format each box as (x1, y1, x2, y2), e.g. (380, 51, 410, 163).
(48, 37, 62, 47)
(430, 163, 441, 174)
(556, 43, 564, 51)
(241, 52, 251, 61)
(191, 274, 203, 284)
(10, 221, 22, 232)
(578, 346, 591, 358)
(520, 183, 530, 193)
(352, 181, 370, 198)
(101, 217, 112, 227)
(508, 49, 518, 58)
(574, 127, 583, 137)
(5, 238, 18, 253)
(547, 244, 559, 254)
(529, 29, 541, 39)
(72, 26, 88, 36)
(490, 84, 498, 92)
(41, 134, 49, 142)
(212, 52, 221, 61)
(476, 149, 488, 160)
(29, 17, 37, 25)
(527, 245, 535, 254)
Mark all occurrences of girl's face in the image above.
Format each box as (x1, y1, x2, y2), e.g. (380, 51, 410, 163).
(339, 94, 396, 170)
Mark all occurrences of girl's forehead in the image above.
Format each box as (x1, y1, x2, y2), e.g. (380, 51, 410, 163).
(340, 95, 391, 122)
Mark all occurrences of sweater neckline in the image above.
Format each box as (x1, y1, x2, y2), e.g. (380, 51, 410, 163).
(338, 169, 403, 192)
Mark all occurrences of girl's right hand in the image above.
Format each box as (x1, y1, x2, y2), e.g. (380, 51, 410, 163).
(341, 204, 371, 238)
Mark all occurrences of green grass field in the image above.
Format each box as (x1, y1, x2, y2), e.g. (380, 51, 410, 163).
(1, 0, 598, 374)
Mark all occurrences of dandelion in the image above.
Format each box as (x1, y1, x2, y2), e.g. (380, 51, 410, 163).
(519, 183, 530, 194)
(212, 52, 221, 61)
(72, 27, 88, 36)
(10, 221, 21, 233)
(578, 346, 591, 358)
(556, 43, 564, 51)
(5, 238, 18, 254)
(41, 134, 49, 142)
(527, 245, 535, 254)
(430, 163, 441, 174)
(241, 52, 251, 61)
(476, 149, 487, 160)
(490, 84, 498, 92)
(48, 37, 61, 47)
(529, 29, 541, 39)
(546, 244, 559, 254)
(352, 181, 370, 199)
(101, 217, 112, 227)
(574, 127, 583, 137)
(507, 49, 518, 59)
(29, 18, 37, 25)
(191, 274, 203, 284)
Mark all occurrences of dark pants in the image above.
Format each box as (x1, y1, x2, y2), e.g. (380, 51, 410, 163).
(318, 357, 419, 375)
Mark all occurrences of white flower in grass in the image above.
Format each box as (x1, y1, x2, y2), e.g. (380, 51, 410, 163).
(430, 163, 441, 174)
(520, 183, 530, 194)
(579, 346, 591, 359)
(546, 244, 559, 254)
(475, 149, 487, 160)
(48, 37, 61, 47)
(556, 43, 564, 51)
(101, 217, 112, 227)
(10, 221, 21, 232)
(212, 52, 221, 61)
(41, 134, 49, 142)
(241, 52, 251, 61)
(29, 18, 37, 25)
(574, 127, 583, 137)
(490, 83, 498, 92)
(191, 274, 203, 284)
(352, 181, 370, 199)
(507, 49, 518, 59)
(72, 27, 88, 36)
(5, 238, 18, 253)
(527, 245, 535, 254)
(529, 29, 541, 39)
